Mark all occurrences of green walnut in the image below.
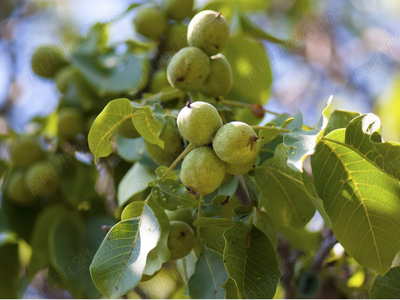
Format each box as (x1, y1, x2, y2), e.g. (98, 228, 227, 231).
(165, 23, 188, 54)
(31, 45, 68, 78)
(117, 118, 141, 139)
(144, 118, 183, 166)
(180, 146, 225, 195)
(165, 207, 195, 226)
(58, 107, 85, 141)
(162, 0, 193, 21)
(200, 54, 232, 98)
(11, 137, 45, 169)
(55, 66, 74, 94)
(213, 121, 260, 164)
(177, 101, 222, 146)
(149, 69, 170, 93)
(167, 220, 195, 260)
(134, 5, 168, 40)
(25, 161, 59, 197)
(6, 171, 36, 207)
(167, 47, 210, 91)
(187, 10, 230, 56)
(225, 158, 256, 176)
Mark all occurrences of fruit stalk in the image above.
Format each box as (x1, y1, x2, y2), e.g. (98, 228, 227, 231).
(159, 142, 195, 180)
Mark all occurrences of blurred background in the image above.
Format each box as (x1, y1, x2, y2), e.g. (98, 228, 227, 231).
(1, 0, 400, 298)
(1, 0, 400, 140)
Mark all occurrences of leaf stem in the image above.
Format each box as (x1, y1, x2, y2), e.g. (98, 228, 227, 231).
(159, 142, 195, 180)
(166, 114, 177, 119)
(221, 99, 281, 116)
(251, 126, 291, 133)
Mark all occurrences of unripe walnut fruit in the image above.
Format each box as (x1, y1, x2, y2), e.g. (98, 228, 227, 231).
(225, 158, 256, 176)
(162, 0, 194, 22)
(167, 220, 195, 260)
(144, 118, 183, 166)
(167, 47, 210, 91)
(180, 146, 226, 195)
(187, 10, 230, 56)
(165, 23, 188, 54)
(7, 171, 36, 207)
(213, 121, 260, 164)
(25, 162, 59, 197)
(31, 45, 68, 78)
(58, 107, 85, 141)
(177, 101, 222, 146)
(200, 54, 232, 98)
(149, 69, 170, 93)
(11, 137, 45, 169)
(134, 5, 168, 40)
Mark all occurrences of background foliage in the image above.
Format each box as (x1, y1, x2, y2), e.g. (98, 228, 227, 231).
(1, 0, 400, 299)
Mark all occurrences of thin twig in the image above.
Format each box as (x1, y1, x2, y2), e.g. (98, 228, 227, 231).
(159, 143, 194, 180)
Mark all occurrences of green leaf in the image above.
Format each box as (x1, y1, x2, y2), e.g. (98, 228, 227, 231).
(121, 199, 171, 276)
(223, 34, 272, 104)
(115, 136, 158, 168)
(222, 278, 239, 299)
(193, 218, 234, 228)
(121, 201, 145, 220)
(188, 246, 229, 299)
(175, 251, 198, 284)
(28, 205, 68, 278)
(49, 212, 90, 298)
(253, 211, 278, 249)
(70, 49, 150, 95)
(132, 106, 165, 148)
(59, 157, 99, 206)
(283, 96, 332, 172)
(118, 162, 157, 206)
(311, 129, 400, 275)
(344, 113, 400, 182)
(259, 127, 281, 148)
(223, 224, 280, 298)
(370, 267, 400, 298)
(152, 179, 198, 211)
(88, 98, 135, 162)
(155, 166, 178, 181)
(218, 176, 238, 197)
(242, 174, 261, 205)
(199, 226, 227, 254)
(90, 204, 161, 298)
(84, 215, 116, 298)
(0, 232, 19, 298)
(0, 159, 8, 179)
(254, 144, 316, 228)
(143, 197, 171, 276)
(240, 13, 289, 45)
(115, 136, 145, 162)
(325, 110, 360, 134)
